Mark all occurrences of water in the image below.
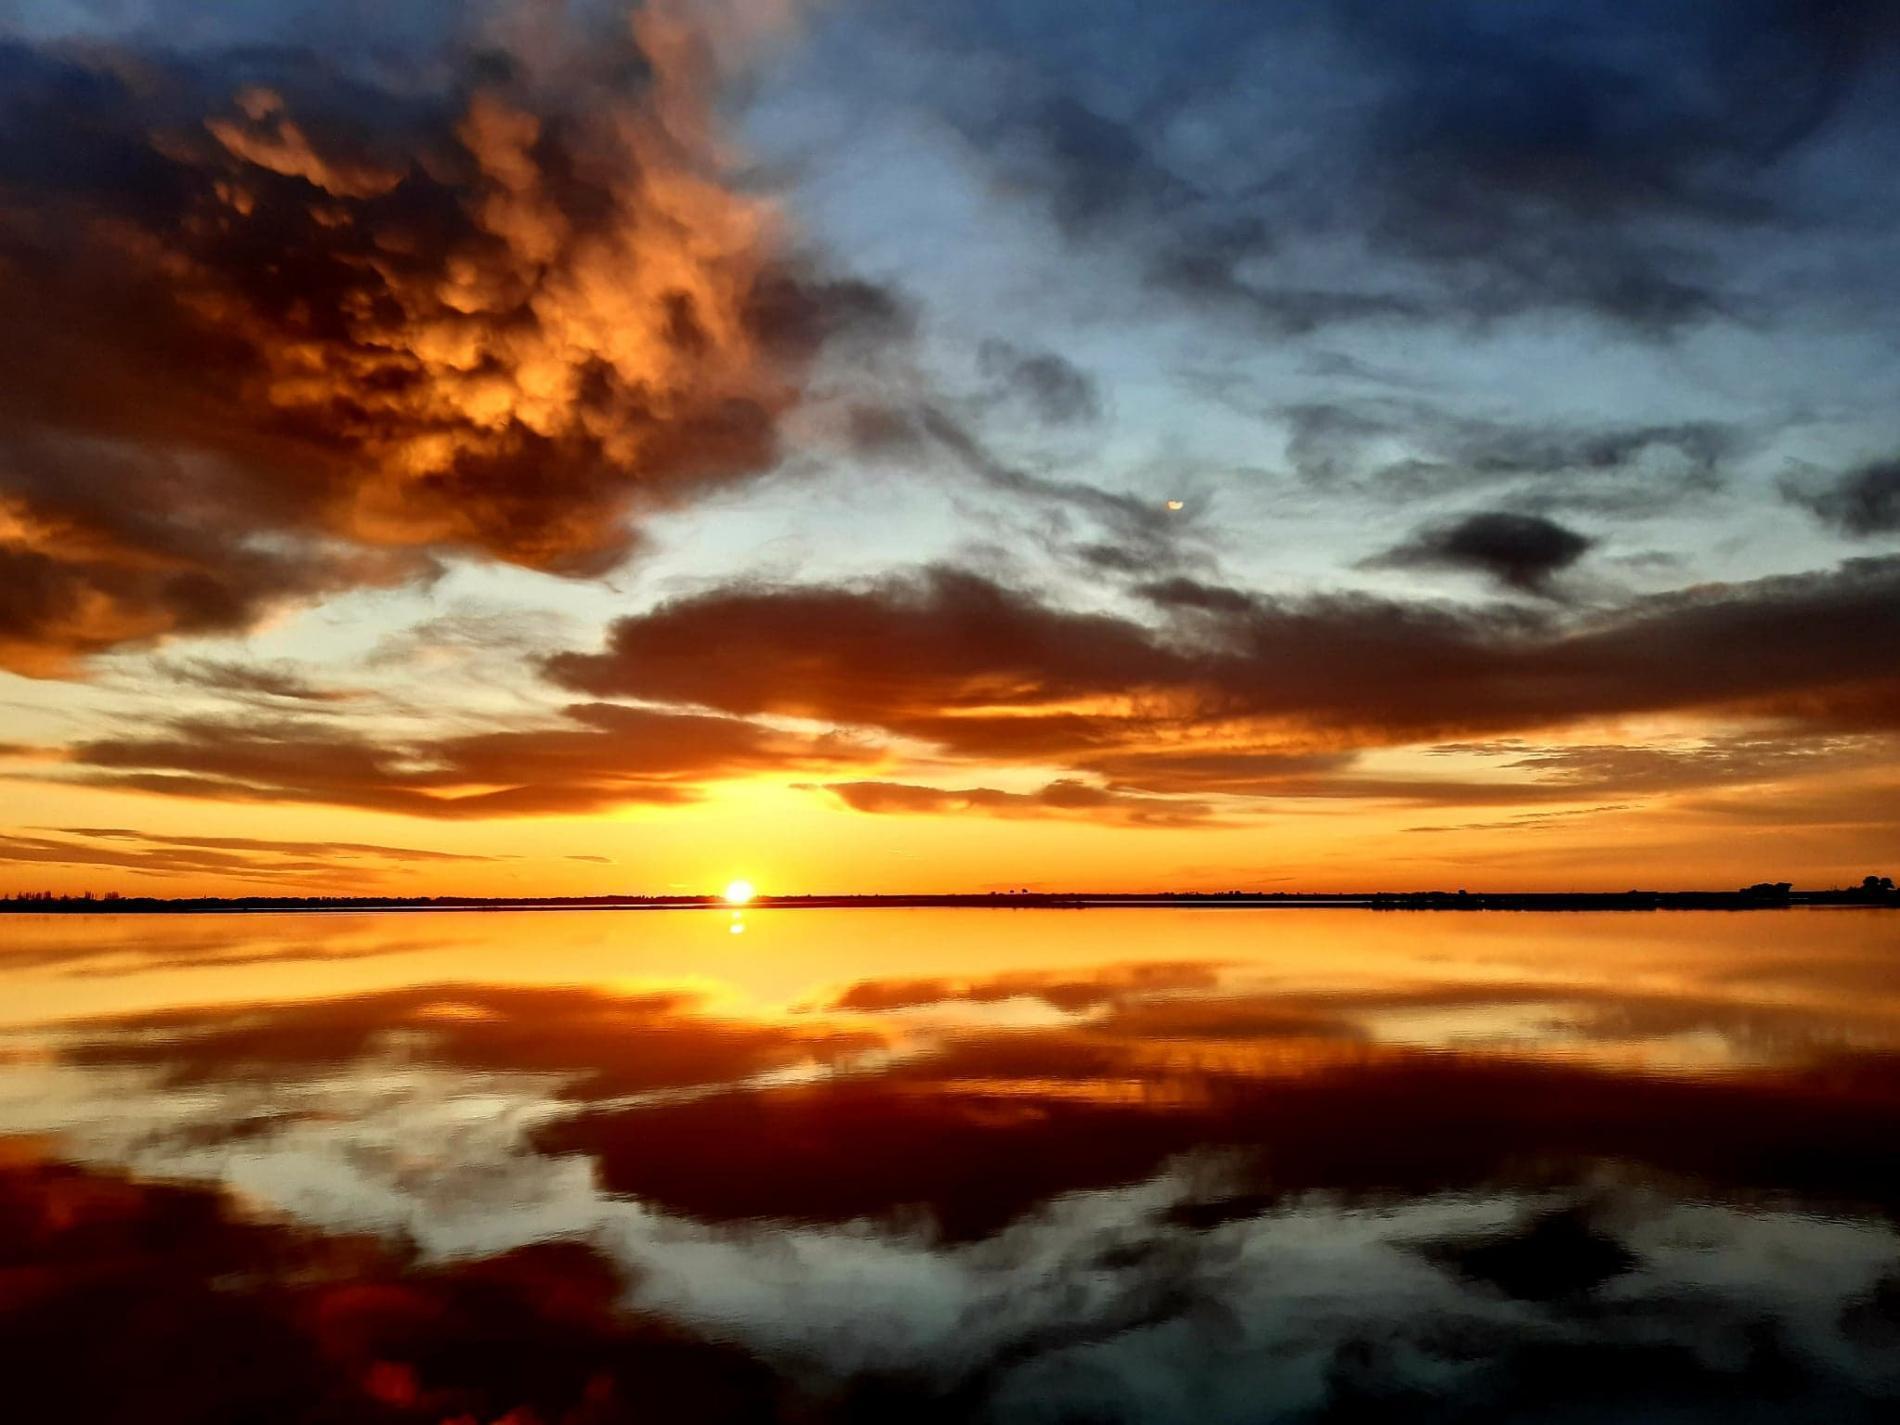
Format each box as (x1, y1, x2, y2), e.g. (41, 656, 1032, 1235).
(2, 907, 1896, 1422)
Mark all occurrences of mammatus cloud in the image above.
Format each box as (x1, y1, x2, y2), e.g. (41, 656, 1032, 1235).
(0, 5, 894, 675)
(1364, 511, 1595, 596)
(0, 434, 421, 677)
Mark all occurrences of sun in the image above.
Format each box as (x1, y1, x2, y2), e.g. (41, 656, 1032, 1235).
(723, 878, 756, 906)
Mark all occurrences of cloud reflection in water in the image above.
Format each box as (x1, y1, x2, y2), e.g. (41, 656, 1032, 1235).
(1, 906, 1898, 1421)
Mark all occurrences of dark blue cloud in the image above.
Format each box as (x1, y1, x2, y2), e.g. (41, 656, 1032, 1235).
(849, 0, 1900, 333)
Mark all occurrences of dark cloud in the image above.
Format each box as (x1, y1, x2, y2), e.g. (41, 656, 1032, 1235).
(1426, 1205, 1638, 1302)
(1365, 511, 1595, 595)
(539, 1040, 1900, 1243)
(56, 543, 1887, 821)
(964, 92, 1426, 336)
(53, 702, 881, 817)
(0, 433, 418, 677)
(542, 558, 1900, 803)
(923, 0, 1900, 334)
(1279, 399, 1739, 509)
(1789, 458, 1900, 536)
(546, 565, 1177, 729)
(977, 339, 1101, 425)
(0, 1149, 781, 1425)
(1147, 228, 1428, 337)
(541, 1075, 1211, 1244)
(0, 24, 895, 674)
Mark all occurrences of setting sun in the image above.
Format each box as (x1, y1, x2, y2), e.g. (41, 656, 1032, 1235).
(723, 879, 756, 906)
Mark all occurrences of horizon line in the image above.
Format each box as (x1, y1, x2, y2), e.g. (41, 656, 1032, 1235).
(3, 879, 1895, 914)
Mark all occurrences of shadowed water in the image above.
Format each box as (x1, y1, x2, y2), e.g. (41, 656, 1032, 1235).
(2, 907, 1897, 1422)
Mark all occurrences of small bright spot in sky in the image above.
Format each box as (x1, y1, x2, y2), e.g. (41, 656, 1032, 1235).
(1165, 500, 1184, 511)
(724, 879, 755, 905)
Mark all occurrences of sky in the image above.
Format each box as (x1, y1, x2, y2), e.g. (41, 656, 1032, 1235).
(1, 0, 1898, 895)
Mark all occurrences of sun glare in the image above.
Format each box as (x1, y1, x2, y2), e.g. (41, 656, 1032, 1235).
(723, 878, 756, 906)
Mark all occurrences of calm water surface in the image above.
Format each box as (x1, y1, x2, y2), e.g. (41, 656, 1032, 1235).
(2, 907, 1897, 1422)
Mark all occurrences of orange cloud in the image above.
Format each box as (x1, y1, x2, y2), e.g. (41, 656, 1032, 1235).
(0, 11, 898, 674)
(812, 778, 1227, 827)
(54, 702, 882, 817)
(547, 561, 1900, 802)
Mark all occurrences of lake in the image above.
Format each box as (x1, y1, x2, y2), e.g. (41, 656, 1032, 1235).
(2, 907, 1897, 1422)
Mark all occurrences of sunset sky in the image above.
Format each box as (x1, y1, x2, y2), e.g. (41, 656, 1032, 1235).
(2, 0, 1898, 895)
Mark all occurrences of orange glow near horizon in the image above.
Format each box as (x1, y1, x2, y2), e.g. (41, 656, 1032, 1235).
(0, 760, 1894, 900)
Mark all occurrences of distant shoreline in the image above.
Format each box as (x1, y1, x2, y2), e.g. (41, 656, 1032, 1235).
(3, 887, 1895, 914)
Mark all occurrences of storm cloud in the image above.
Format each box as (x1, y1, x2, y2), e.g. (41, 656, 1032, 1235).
(0, 11, 892, 674)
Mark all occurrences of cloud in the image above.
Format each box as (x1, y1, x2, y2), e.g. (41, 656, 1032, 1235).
(52, 702, 882, 817)
(1365, 511, 1595, 595)
(42, 546, 1889, 825)
(1788, 458, 1900, 536)
(537, 1037, 1900, 1245)
(545, 565, 1181, 730)
(910, 0, 1900, 334)
(0, 433, 418, 678)
(12, 920, 1900, 1420)
(157, 658, 360, 703)
(543, 559, 1900, 806)
(811, 778, 1222, 827)
(0, 12, 894, 673)
(0, 1148, 783, 1425)
(0, 825, 495, 886)
(1278, 399, 1738, 510)
(1403, 804, 1636, 836)
(976, 339, 1102, 425)
(52, 825, 493, 862)
(1437, 734, 1891, 794)
(841, 400, 1205, 578)
(61, 981, 881, 1100)
(827, 960, 1225, 1014)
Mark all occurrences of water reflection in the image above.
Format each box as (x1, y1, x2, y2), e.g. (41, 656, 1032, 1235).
(1, 907, 1897, 1420)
